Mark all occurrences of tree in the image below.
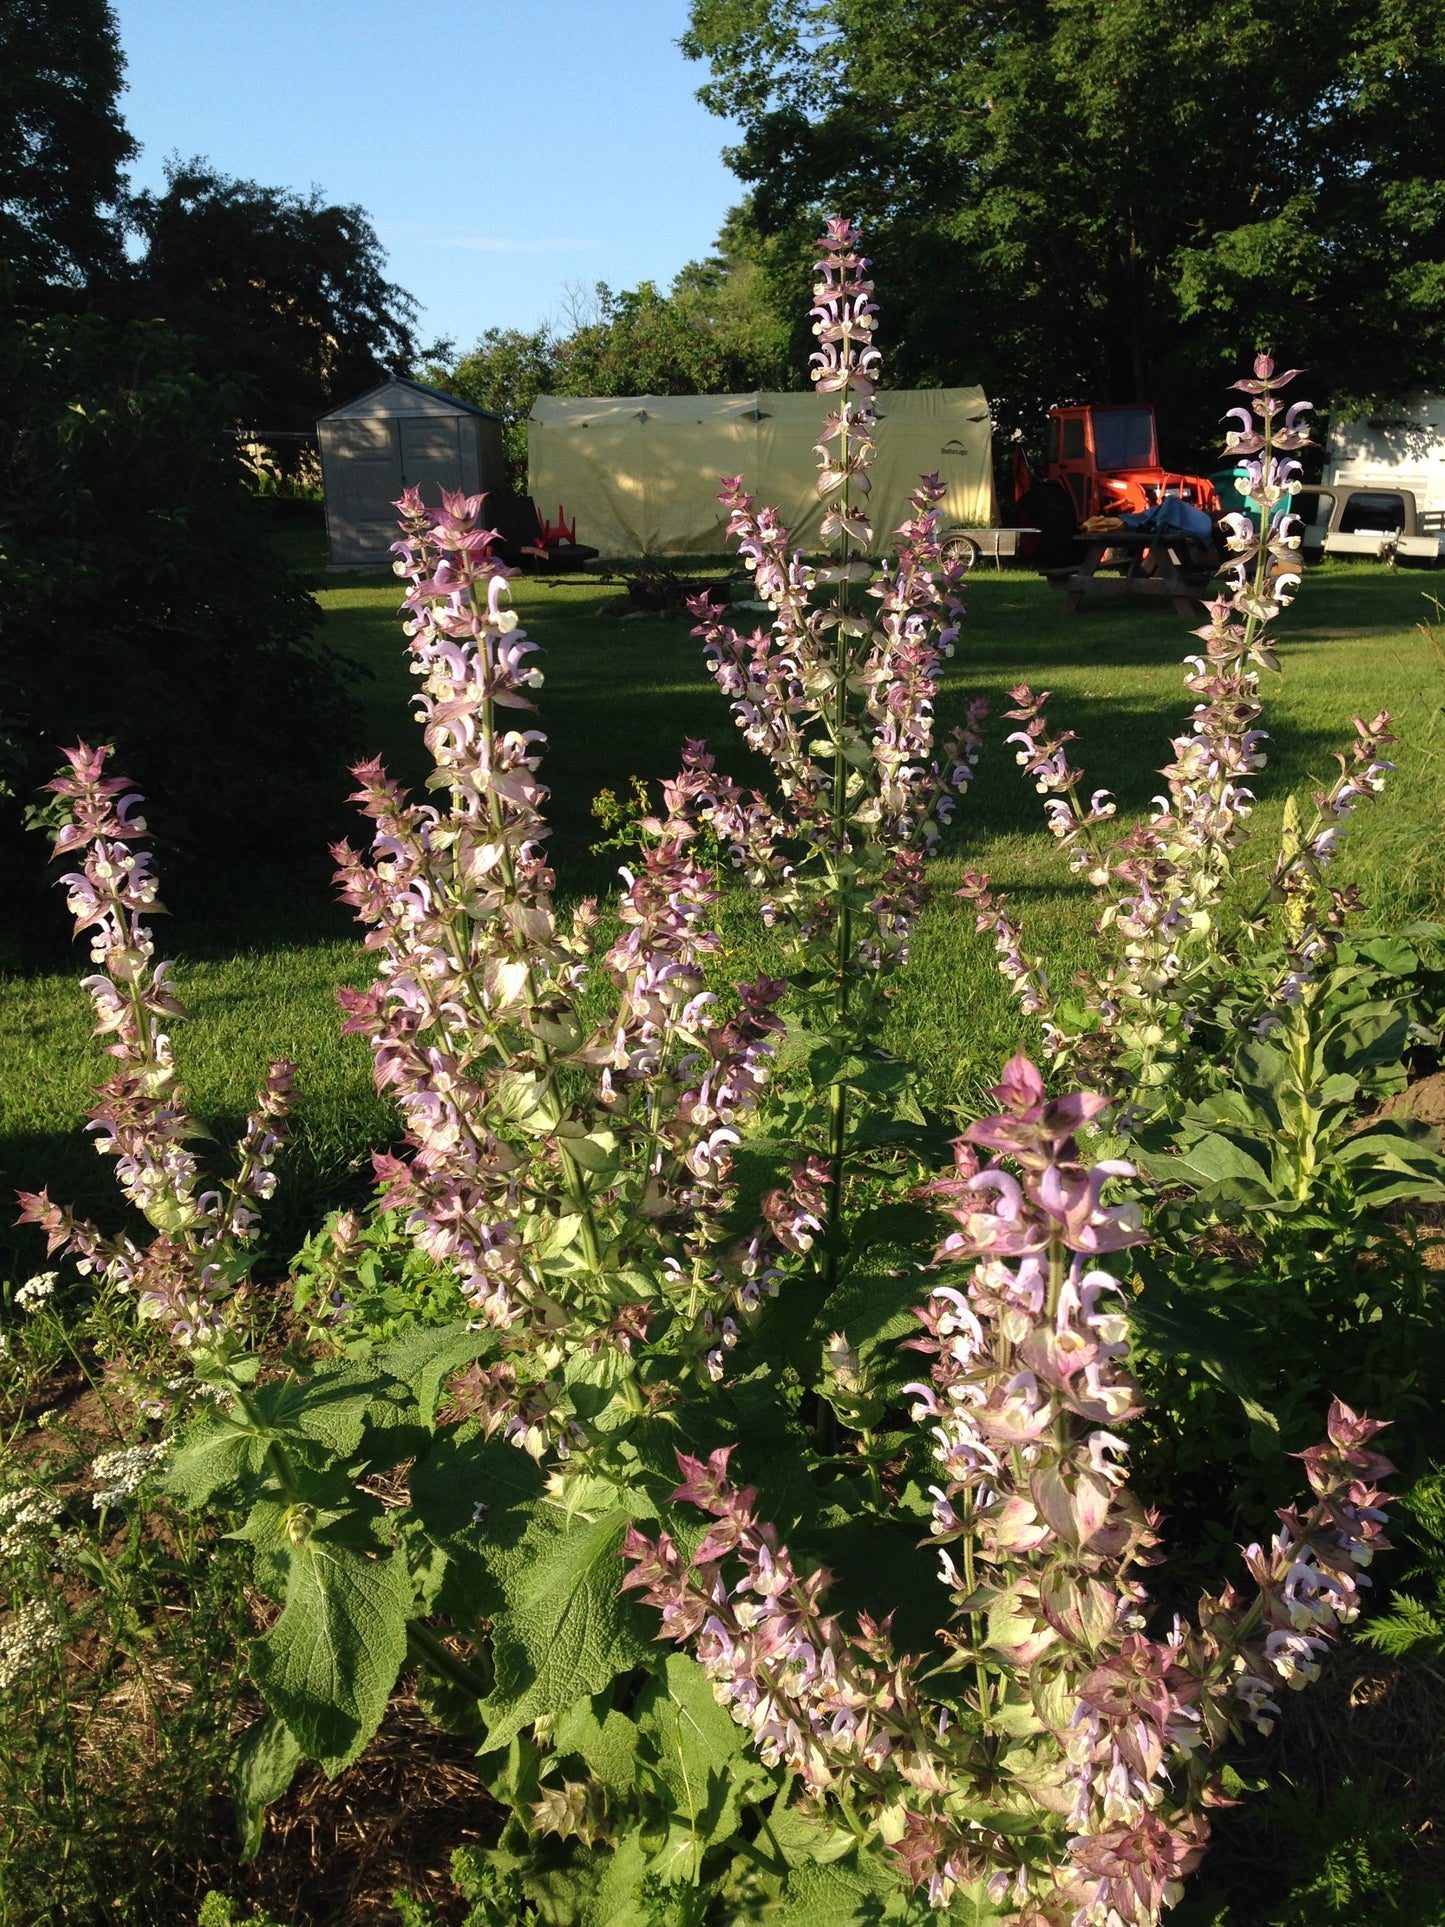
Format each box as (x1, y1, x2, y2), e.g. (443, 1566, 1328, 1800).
(429, 326, 556, 482)
(553, 214, 793, 398)
(0, 316, 360, 943)
(683, 0, 1445, 460)
(126, 159, 420, 457)
(429, 211, 796, 483)
(0, 0, 135, 310)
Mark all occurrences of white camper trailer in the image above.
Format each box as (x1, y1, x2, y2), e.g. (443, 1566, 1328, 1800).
(1296, 393, 1445, 562)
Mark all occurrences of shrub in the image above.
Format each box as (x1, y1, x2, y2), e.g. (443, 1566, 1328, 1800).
(0, 314, 359, 949)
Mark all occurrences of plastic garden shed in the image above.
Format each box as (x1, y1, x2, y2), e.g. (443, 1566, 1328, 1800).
(318, 377, 507, 570)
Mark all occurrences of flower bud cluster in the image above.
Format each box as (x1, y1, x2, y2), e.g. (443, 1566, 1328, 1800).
(964, 358, 1393, 1094)
(625, 1056, 1392, 1923)
(621, 1450, 1016, 1909)
(18, 746, 298, 1345)
(331, 487, 804, 1455)
(680, 220, 985, 1024)
(1259, 708, 1395, 1015)
(1228, 1402, 1393, 1727)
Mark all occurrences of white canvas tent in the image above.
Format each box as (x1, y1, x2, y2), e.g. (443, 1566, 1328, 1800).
(527, 388, 995, 558)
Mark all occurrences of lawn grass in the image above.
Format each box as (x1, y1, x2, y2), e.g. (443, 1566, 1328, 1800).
(4, 548, 1443, 1276)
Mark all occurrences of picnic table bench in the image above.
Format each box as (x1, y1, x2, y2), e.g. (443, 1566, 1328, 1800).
(1045, 528, 1216, 617)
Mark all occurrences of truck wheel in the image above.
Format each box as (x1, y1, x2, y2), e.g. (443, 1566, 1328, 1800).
(1008, 481, 1078, 569)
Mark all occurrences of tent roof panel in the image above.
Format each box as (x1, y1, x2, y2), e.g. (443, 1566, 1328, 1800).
(529, 388, 990, 428)
(528, 386, 995, 557)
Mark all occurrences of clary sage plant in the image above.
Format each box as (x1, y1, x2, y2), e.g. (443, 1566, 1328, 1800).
(14, 223, 1403, 1927)
(962, 359, 1396, 1104)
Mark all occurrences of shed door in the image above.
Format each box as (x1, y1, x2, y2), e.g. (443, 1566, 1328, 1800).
(400, 417, 464, 492)
(329, 419, 401, 557)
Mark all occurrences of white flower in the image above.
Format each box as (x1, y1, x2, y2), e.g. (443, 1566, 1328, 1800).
(14, 1271, 58, 1311)
(0, 1600, 62, 1690)
(0, 1487, 64, 1559)
(50, 1531, 86, 1576)
(90, 1442, 168, 1508)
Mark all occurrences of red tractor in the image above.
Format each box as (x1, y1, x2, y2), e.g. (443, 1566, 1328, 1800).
(1006, 404, 1220, 567)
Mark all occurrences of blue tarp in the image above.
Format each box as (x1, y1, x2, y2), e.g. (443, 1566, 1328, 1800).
(1120, 496, 1214, 542)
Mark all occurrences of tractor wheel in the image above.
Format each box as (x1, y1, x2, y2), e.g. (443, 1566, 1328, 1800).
(1007, 481, 1079, 570)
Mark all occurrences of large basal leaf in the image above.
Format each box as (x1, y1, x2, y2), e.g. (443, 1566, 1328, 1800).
(478, 1508, 653, 1755)
(634, 1652, 773, 1882)
(249, 1530, 411, 1774)
(1321, 1000, 1410, 1076)
(763, 1798, 860, 1872)
(160, 1409, 268, 1507)
(235, 1360, 423, 1470)
(773, 1859, 896, 1927)
(1334, 1125, 1445, 1195)
(408, 1424, 547, 1619)
(1137, 1132, 1272, 1193)
(552, 1690, 641, 1795)
(819, 1251, 927, 1353)
(372, 1323, 493, 1427)
(578, 1826, 652, 1927)
(229, 1711, 302, 1862)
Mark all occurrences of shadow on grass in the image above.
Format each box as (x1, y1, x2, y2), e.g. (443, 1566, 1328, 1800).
(0, 1116, 393, 1282)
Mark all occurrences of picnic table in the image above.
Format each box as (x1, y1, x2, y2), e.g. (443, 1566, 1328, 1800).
(1045, 528, 1216, 617)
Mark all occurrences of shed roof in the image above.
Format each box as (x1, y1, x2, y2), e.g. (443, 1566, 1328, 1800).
(320, 375, 504, 423)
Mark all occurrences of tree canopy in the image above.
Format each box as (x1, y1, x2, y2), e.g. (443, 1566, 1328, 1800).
(431, 212, 795, 481)
(683, 0, 1445, 458)
(0, 315, 360, 938)
(125, 158, 421, 445)
(0, 0, 135, 309)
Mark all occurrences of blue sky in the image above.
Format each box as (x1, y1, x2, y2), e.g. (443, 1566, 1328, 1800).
(110, 0, 742, 352)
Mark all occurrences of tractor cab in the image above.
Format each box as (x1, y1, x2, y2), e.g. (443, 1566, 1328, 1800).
(1045, 404, 1216, 522)
(1006, 403, 1221, 567)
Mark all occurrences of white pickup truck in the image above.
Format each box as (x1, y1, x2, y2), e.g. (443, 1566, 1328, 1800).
(1297, 394, 1445, 563)
(1294, 483, 1445, 563)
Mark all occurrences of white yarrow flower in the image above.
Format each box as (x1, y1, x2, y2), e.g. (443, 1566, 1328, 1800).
(0, 1600, 62, 1690)
(90, 1442, 169, 1509)
(14, 1271, 59, 1312)
(0, 1487, 65, 1559)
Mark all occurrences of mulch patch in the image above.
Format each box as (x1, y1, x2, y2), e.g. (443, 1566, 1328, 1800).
(228, 1684, 499, 1925)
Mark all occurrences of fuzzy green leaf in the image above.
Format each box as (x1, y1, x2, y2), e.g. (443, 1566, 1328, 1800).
(249, 1531, 411, 1774)
(229, 1712, 302, 1862)
(553, 1691, 641, 1794)
(820, 1256, 926, 1352)
(1143, 1132, 1271, 1191)
(372, 1323, 493, 1427)
(774, 1860, 889, 1926)
(160, 1411, 268, 1507)
(584, 1826, 654, 1926)
(408, 1425, 547, 1621)
(635, 1652, 772, 1880)
(478, 1508, 652, 1755)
